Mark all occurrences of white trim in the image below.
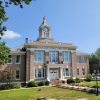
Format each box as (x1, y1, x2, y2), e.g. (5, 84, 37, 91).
(27, 47, 71, 52)
(7, 62, 12, 64)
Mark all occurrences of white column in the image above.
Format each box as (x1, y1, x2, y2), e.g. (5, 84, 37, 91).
(47, 67, 50, 81)
(68, 68, 71, 77)
(60, 67, 63, 80)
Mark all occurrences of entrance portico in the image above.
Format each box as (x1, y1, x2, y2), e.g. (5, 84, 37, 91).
(46, 64, 71, 81)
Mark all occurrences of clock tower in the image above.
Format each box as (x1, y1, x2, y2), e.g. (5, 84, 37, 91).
(38, 16, 52, 40)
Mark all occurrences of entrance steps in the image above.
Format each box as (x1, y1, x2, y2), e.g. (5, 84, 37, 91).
(50, 80, 65, 86)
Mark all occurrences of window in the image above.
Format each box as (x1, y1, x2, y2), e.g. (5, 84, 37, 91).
(34, 51, 44, 63)
(62, 51, 71, 62)
(7, 55, 12, 64)
(49, 51, 58, 63)
(16, 70, 20, 80)
(63, 68, 69, 76)
(78, 56, 87, 63)
(82, 68, 85, 75)
(35, 68, 44, 78)
(77, 68, 80, 75)
(16, 55, 21, 64)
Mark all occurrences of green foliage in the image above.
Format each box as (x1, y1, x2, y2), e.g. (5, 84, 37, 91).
(0, 87, 99, 100)
(0, 42, 10, 65)
(0, 70, 15, 84)
(45, 80, 50, 86)
(67, 77, 75, 84)
(75, 78, 81, 83)
(89, 54, 100, 74)
(38, 80, 45, 86)
(27, 81, 37, 87)
(0, 83, 21, 90)
(0, 0, 33, 39)
(85, 74, 92, 82)
(95, 47, 100, 58)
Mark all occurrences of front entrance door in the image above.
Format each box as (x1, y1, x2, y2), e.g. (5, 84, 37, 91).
(49, 69, 59, 80)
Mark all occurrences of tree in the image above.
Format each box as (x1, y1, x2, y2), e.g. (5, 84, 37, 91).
(0, 0, 33, 64)
(95, 47, 100, 59)
(89, 54, 100, 74)
(0, 0, 33, 39)
(0, 69, 15, 84)
(0, 42, 10, 65)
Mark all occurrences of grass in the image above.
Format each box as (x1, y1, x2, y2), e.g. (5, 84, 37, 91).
(75, 81, 100, 87)
(0, 86, 100, 100)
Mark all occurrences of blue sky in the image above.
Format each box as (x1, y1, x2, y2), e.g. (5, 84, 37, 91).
(2, 0, 100, 53)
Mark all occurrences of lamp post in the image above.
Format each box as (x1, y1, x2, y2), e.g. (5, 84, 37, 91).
(94, 70, 99, 96)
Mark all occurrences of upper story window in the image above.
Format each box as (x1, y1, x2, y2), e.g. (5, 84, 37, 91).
(7, 55, 12, 64)
(34, 51, 44, 63)
(78, 56, 87, 63)
(35, 68, 44, 78)
(16, 55, 21, 64)
(49, 51, 58, 63)
(62, 51, 71, 63)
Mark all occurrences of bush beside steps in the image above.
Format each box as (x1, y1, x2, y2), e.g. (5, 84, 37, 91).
(27, 80, 50, 87)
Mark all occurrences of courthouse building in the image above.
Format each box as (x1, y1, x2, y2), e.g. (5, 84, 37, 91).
(0, 17, 89, 83)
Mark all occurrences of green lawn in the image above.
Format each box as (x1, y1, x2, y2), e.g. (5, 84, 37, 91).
(0, 86, 100, 100)
(75, 81, 100, 87)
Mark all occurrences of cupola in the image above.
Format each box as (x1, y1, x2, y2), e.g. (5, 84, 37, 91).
(38, 17, 52, 40)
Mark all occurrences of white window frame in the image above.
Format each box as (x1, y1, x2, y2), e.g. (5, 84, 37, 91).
(78, 56, 87, 63)
(49, 51, 58, 64)
(63, 68, 70, 77)
(35, 68, 45, 78)
(34, 51, 44, 63)
(16, 55, 21, 64)
(62, 51, 71, 63)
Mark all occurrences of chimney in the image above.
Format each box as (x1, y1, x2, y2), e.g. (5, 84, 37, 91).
(25, 38, 28, 43)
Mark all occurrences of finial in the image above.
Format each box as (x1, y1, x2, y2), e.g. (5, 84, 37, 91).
(43, 16, 46, 24)
(43, 16, 46, 21)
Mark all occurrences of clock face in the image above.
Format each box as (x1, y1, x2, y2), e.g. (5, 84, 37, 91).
(43, 27, 48, 33)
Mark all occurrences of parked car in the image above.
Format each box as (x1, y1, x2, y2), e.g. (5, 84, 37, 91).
(86, 87, 100, 94)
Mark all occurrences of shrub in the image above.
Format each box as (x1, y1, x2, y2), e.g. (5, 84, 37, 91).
(75, 78, 81, 83)
(0, 84, 10, 90)
(85, 74, 92, 82)
(27, 81, 37, 87)
(38, 80, 45, 86)
(0, 83, 21, 90)
(67, 77, 75, 84)
(45, 81, 50, 86)
(13, 83, 21, 89)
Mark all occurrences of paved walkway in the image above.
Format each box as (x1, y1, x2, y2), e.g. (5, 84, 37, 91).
(60, 83, 88, 90)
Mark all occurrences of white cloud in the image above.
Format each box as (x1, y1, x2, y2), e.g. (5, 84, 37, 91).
(2, 30, 21, 39)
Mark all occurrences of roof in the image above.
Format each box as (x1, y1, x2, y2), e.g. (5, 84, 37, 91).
(76, 51, 90, 56)
(24, 39, 77, 49)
